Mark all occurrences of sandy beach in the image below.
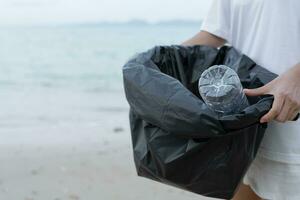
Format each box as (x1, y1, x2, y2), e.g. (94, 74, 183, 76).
(0, 90, 216, 200)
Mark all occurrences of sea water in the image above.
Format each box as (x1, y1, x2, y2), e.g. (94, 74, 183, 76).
(0, 23, 200, 130)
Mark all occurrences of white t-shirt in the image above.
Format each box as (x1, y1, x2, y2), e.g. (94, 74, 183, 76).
(201, 0, 300, 163)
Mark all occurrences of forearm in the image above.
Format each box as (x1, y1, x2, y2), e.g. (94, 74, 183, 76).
(182, 31, 226, 48)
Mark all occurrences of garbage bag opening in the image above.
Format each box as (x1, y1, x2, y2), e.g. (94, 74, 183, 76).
(151, 45, 268, 111)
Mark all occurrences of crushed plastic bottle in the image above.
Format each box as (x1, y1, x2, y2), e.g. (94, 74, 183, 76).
(198, 65, 249, 115)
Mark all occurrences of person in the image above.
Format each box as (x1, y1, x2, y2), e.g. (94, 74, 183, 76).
(183, 0, 300, 200)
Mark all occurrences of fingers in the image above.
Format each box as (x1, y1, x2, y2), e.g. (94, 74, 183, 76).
(289, 110, 300, 121)
(276, 98, 292, 123)
(287, 103, 300, 121)
(260, 94, 285, 123)
(244, 85, 269, 97)
(264, 96, 300, 123)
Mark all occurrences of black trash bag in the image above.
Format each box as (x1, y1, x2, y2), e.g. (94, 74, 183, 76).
(122, 45, 285, 199)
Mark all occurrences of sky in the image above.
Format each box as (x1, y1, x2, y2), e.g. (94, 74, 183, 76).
(0, 0, 213, 25)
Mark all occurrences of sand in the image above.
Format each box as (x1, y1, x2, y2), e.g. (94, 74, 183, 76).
(0, 91, 216, 200)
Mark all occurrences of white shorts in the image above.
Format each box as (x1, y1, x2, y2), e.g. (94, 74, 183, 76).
(243, 155, 300, 200)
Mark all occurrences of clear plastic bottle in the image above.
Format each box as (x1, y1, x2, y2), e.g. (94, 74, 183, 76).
(198, 65, 249, 115)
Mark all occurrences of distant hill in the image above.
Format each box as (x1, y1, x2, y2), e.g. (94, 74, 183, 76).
(68, 19, 202, 27)
(0, 19, 202, 28)
(152, 20, 202, 26)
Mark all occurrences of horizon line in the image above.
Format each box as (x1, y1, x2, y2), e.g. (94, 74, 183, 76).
(0, 19, 203, 28)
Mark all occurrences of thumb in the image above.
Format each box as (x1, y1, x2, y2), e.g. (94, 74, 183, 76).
(244, 85, 268, 96)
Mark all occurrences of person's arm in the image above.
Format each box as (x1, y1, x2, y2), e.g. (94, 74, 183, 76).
(182, 31, 226, 48)
(244, 63, 300, 123)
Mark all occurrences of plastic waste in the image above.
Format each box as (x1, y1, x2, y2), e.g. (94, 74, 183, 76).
(199, 65, 249, 115)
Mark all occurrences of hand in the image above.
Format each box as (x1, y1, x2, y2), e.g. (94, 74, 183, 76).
(244, 64, 300, 123)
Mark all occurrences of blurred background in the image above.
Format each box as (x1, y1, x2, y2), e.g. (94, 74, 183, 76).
(0, 0, 215, 199)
